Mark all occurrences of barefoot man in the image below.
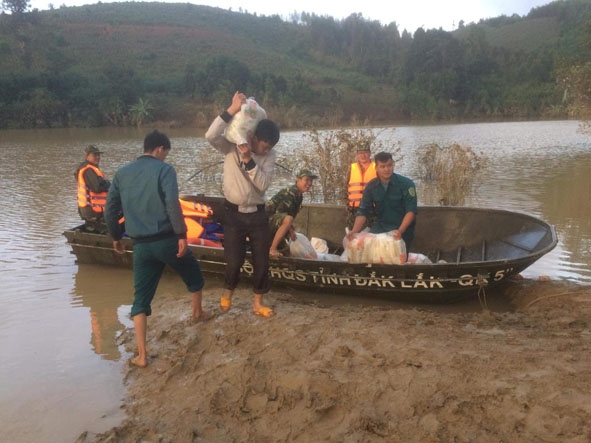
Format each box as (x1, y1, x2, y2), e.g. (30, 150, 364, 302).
(105, 130, 210, 368)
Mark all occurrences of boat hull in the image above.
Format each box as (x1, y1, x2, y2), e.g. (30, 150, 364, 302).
(64, 197, 558, 303)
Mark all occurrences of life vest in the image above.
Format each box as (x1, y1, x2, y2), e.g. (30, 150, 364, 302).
(77, 164, 107, 214)
(179, 199, 213, 218)
(180, 199, 221, 246)
(184, 217, 206, 243)
(347, 162, 376, 208)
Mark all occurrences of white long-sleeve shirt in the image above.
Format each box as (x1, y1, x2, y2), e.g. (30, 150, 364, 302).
(205, 115, 276, 212)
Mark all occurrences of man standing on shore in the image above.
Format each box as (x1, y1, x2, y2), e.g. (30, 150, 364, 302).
(105, 130, 209, 368)
(205, 91, 280, 318)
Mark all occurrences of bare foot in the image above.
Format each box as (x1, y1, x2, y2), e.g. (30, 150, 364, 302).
(192, 310, 214, 322)
(131, 355, 148, 368)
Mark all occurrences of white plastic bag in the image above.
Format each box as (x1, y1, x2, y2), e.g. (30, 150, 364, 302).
(224, 97, 267, 145)
(344, 230, 407, 264)
(289, 232, 318, 259)
(316, 252, 345, 262)
(310, 237, 329, 254)
(406, 253, 432, 264)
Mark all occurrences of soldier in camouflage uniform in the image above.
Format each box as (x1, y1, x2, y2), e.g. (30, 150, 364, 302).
(266, 169, 318, 257)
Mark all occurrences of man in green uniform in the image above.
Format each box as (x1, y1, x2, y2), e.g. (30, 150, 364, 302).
(266, 169, 318, 257)
(347, 151, 418, 251)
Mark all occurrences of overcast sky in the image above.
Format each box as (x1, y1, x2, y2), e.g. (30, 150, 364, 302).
(29, 0, 553, 32)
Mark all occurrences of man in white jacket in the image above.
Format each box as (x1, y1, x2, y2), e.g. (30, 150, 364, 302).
(205, 91, 280, 318)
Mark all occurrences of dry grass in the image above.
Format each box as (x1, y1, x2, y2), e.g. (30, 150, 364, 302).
(557, 62, 591, 133)
(417, 143, 488, 206)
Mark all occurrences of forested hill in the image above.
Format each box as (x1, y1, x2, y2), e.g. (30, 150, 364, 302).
(1, 0, 590, 129)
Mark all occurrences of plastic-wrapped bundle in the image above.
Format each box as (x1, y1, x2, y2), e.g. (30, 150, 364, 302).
(289, 232, 318, 259)
(310, 237, 329, 254)
(344, 231, 407, 264)
(224, 97, 267, 145)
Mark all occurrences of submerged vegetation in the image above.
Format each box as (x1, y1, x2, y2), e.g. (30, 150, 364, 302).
(418, 144, 488, 206)
(295, 127, 398, 204)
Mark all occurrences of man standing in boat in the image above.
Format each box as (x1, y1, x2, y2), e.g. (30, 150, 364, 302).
(346, 140, 377, 229)
(266, 169, 318, 257)
(347, 151, 417, 251)
(104, 130, 209, 368)
(205, 91, 280, 318)
(75, 144, 111, 233)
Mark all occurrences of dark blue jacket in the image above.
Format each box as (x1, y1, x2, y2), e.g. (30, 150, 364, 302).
(105, 155, 186, 242)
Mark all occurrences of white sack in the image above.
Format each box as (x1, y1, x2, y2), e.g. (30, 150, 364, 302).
(289, 232, 318, 259)
(344, 231, 407, 264)
(224, 98, 267, 145)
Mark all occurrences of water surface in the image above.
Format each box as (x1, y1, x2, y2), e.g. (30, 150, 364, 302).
(1, 120, 590, 441)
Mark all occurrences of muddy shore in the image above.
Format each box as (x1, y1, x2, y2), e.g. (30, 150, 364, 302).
(78, 278, 591, 443)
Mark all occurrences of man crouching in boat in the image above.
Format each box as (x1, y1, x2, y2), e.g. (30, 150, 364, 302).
(346, 151, 418, 252)
(205, 91, 280, 318)
(266, 169, 318, 257)
(104, 130, 210, 368)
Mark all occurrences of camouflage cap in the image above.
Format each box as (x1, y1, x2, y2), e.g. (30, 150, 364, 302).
(296, 169, 319, 179)
(357, 140, 371, 151)
(85, 145, 103, 155)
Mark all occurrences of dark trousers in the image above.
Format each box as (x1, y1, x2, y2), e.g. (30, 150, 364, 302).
(222, 202, 271, 294)
(132, 237, 204, 317)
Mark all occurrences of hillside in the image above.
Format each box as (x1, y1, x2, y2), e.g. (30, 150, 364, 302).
(38, 3, 308, 78)
(0, 0, 590, 129)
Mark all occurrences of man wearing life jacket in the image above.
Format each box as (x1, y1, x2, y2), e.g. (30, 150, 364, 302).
(346, 140, 376, 229)
(75, 145, 110, 233)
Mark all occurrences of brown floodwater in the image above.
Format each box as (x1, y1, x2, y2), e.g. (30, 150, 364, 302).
(1, 120, 590, 441)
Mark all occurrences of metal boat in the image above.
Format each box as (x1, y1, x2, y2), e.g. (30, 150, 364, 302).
(63, 195, 558, 303)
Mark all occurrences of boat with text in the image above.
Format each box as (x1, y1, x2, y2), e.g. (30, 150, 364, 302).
(63, 195, 557, 303)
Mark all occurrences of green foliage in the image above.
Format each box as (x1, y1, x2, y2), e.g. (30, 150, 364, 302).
(2, 0, 30, 14)
(129, 98, 153, 128)
(0, 1, 590, 128)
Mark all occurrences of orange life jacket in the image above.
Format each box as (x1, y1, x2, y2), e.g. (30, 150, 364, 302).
(180, 199, 216, 244)
(179, 199, 213, 218)
(77, 164, 108, 214)
(347, 162, 376, 208)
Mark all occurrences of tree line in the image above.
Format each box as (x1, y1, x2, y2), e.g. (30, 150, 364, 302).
(1, 0, 590, 129)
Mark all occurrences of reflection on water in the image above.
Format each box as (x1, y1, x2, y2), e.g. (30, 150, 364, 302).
(0, 121, 590, 441)
(72, 265, 134, 361)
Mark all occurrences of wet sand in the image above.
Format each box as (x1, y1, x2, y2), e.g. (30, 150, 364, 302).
(78, 278, 591, 442)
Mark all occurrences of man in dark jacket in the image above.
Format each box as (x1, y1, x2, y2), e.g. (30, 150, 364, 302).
(105, 130, 209, 368)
